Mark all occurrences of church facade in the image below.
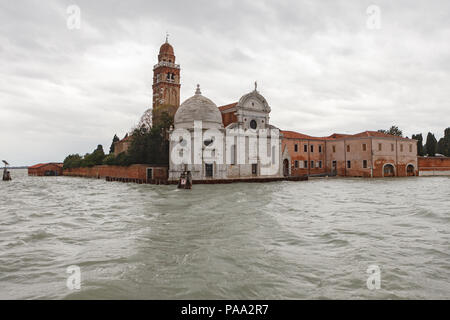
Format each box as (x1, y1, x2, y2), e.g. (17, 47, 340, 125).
(117, 39, 419, 180)
(168, 84, 283, 181)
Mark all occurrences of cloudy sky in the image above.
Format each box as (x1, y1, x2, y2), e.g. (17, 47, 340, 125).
(1, 0, 449, 165)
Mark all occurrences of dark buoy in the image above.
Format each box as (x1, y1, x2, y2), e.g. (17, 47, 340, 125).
(177, 170, 192, 189)
(2, 160, 12, 181)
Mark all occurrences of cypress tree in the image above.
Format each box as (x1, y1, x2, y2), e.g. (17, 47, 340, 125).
(437, 127, 450, 156)
(109, 134, 120, 154)
(425, 132, 437, 156)
(412, 133, 425, 156)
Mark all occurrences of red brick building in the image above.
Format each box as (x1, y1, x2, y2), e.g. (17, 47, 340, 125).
(28, 163, 63, 176)
(152, 38, 181, 126)
(278, 130, 418, 178)
(113, 134, 132, 156)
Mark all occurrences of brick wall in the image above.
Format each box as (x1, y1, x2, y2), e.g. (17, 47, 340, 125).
(64, 164, 168, 180)
(418, 157, 450, 176)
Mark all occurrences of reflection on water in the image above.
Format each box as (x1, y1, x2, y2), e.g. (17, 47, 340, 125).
(0, 169, 449, 299)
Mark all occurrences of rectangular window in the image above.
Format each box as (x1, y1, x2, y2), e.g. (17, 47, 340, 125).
(378, 143, 382, 151)
(319, 145, 322, 153)
(310, 145, 314, 153)
(294, 144, 298, 152)
(318, 161, 322, 168)
(363, 160, 368, 168)
(304, 160, 308, 168)
(347, 160, 351, 169)
(409, 144, 412, 152)
(332, 160, 337, 168)
(362, 143, 367, 151)
(400, 144, 403, 152)
(333, 145, 336, 153)
(304, 144, 307, 152)
(347, 145, 350, 152)
(311, 160, 314, 168)
(391, 144, 394, 151)
(294, 160, 299, 168)
(252, 163, 257, 175)
(205, 163, 213, 177)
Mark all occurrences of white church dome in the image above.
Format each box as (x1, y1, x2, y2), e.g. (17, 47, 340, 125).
(174, 85, 223, 129)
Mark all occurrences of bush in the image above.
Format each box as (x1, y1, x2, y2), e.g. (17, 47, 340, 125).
(80, 145, 105, 167)
(115, 152, 131, 166)
(102, 153, 116, 165)
(63, 154, 83, 169)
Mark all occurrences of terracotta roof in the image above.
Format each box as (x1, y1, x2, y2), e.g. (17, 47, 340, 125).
(281, 131, 330, 141)
(280, 130, 413, 141)
(351, 131, 412, 140)
(159, 42, 174, 55)
(117, 135, 132, 143)
(28, 163, 63, 169)
(328, 133, 351, 139)
(218, 102, 238, 112)
(28, 163, 45, 169)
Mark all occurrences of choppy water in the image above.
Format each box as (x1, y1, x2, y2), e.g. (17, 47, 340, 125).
(0, 169, 449, 299)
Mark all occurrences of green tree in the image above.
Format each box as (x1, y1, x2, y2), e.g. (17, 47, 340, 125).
(378, 125, 403, 137)
(109, 134, 120, 154)
(115, 152, 131, 166)
(437, 127, 450, 156)
(425, 132, 437, 156)
(63, 154, 82, 169)
(412, 133, 425, 156)
(81, 145, 105, 167)
(127, 111, 173, 165)
(102, 153, 116, 165)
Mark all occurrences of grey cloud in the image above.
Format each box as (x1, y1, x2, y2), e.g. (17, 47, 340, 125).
(1, 0, 449, 165)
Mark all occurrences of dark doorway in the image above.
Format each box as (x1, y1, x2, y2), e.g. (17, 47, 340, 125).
(283, 159, 289, 177)
(252, 163, 257, 175)
(407, 164, 415, 176)
(147, 168, 153, 181)
(205, 163, 213, 177)
(384, 164, 395, 177)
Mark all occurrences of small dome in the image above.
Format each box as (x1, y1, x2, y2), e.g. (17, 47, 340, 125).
(174, 85, 223, 129)
(159, 42, 174, 56)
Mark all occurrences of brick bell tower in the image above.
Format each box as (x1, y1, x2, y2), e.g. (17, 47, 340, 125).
(152, 35, 181, 126)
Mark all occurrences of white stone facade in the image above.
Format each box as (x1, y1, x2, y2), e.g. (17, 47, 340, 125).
(169, 86, 282, 181)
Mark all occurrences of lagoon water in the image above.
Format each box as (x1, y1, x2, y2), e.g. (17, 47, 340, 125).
(0, 169, 449, 299)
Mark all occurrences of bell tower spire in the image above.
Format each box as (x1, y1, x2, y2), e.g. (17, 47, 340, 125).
(152, 37, 181, 126)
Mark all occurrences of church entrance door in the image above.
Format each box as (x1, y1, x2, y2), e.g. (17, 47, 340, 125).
(205, 163, 213, 177)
